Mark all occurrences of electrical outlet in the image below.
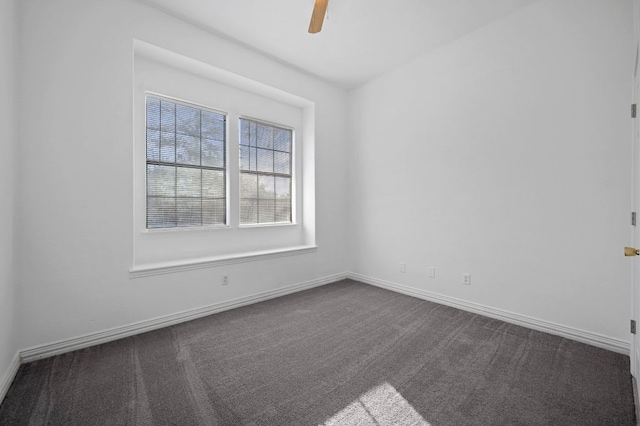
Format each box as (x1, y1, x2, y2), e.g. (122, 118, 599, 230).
(462, 273, 471, 285)
(428, 267, 435, 278)
(400, 263, 406, 273)
(222, 275, 229, 286)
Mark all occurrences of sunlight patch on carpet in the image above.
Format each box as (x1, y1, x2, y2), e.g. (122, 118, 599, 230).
(321, 382, 431, 426)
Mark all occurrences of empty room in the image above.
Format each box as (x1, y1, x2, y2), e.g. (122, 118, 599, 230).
(1, 0, 639, 424)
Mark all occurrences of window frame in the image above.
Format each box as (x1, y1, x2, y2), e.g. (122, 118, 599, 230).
(142, 93, 299, 232)
(238, 115, 295, 227)
(144, 93, 229, 231)
(132, 46, 315, 275)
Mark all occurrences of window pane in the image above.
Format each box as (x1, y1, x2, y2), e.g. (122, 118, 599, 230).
(202, 199, 226, 225)
(240, 172, 258, 198)
(258, 199, 275, 223)
(273, 128, 291, 152)
(147, 197, 176, 228)
(146, 129, 160, 161)
(240, 199, 258, 224)
(147, 164, 175, 197)
(160, 101, 175, 133)
(177, 198, 201, 227)
(250, 121, 258, 147)
(258, 175, 275, 198)
(177, 167, 201, 198)
(176, 104, 200, 137)
(202, 139, 224, 168)
(240, 146, 258, 171)
(203, 169, 224, 198)
(240, 119, 251, 146)
(250, 147, 257, 171)
(257, 148, 273, 173)
(176, 134, 201, 165)
(275, 200, 291, 223)
(257, 124, 273, 149)
(202, 111, 225, 140)
(147, 97, 160, 131)
(274, 151, 290, 174)
(239, 120, 259, 147)
(160, 132, 176, 163)
(275, 177, 291, 200)
(240, 145, 250, 171)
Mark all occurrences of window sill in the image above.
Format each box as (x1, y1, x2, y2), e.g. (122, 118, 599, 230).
(143, 224, 232, 234)
(238, 222, 297, 229)
(129, 245, 318, 278)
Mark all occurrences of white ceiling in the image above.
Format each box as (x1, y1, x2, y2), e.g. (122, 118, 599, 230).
(143, 0, 539, 89)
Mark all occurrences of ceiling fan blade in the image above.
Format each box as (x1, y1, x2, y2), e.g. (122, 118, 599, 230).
(308, 0, 329, 34)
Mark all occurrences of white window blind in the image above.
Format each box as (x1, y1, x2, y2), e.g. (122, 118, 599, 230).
(146, 95, 226, 229)
(239, 118, 292, 224)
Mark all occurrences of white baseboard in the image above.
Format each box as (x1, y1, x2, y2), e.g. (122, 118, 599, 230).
(0, 352, 20, 405)
(15, 270, 631, 366)
(20, 273, 349, 363)
(349, 273, 630, 355)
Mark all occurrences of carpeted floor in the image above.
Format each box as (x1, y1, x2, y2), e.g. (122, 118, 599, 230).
(0, 279, 635, 425)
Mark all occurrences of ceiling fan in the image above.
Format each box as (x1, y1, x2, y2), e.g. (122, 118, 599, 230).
(308, 0, 329, 34)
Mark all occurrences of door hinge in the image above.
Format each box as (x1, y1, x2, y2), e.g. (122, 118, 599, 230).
(633, 212, 637, 226)
(633, 104, 637, 118)
(632, 319, 636, 334)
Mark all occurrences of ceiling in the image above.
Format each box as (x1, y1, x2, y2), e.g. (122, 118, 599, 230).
(143, 0, 539, 89)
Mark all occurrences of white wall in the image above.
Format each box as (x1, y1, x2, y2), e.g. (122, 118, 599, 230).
(348, 0, 633, 342)
(10, 0, 634, 361)
(15, 0, 348, 350)
(0, 0, 17, 395)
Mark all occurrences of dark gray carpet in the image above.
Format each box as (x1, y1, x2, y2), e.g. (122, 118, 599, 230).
(0, 279, 635, 425)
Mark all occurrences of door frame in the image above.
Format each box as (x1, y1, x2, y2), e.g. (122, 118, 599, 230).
(632, 0, 640, 383)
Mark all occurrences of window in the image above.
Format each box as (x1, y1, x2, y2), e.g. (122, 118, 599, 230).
(145, 95, 226, 229)
(239, 118, 293, 225)
(133, 47, 315, 274)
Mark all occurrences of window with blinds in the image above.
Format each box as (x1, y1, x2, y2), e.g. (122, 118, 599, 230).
(146, 95, 226, 229)
(239, 118, 292, 225)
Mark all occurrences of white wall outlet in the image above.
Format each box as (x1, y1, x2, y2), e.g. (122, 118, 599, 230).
(462, 273, 471, 285)
(400, 262, 406, 273)
(428, 267, 435, 278)
(222, 275, 229, 286)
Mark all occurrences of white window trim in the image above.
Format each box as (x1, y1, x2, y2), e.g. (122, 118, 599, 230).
(238, 115, 296, 226)
(144, 92, 230, 230)
(130, 245, 318, 278)
(132, 40, 317, 276)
